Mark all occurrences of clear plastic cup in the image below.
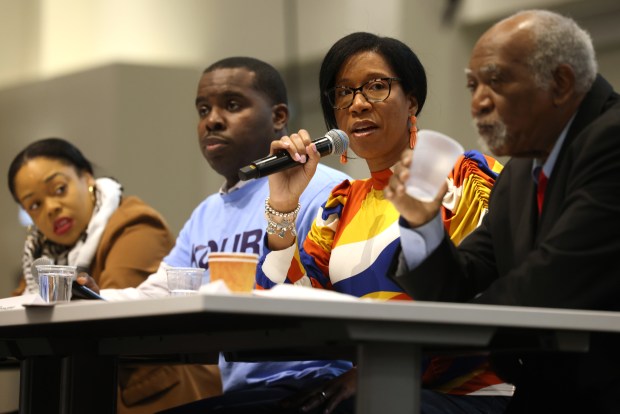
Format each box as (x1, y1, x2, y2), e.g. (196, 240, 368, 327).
(36, 265, 76, 303)
(166, 267, 204, 297)
(406, 129, 464, 202)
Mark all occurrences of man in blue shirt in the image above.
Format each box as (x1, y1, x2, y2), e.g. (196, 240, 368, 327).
(80, 57, 351, 412)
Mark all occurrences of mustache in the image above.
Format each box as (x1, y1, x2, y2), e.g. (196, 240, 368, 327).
(471, 118, 507, 155)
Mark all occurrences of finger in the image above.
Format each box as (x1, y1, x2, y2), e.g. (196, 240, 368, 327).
(385, 174, 404, 202)
(397, 167, 410, 188)
(401, 148, 413, 168)
(307, 142, 319, 159)
(397, 153, 413, 183)
(279, 386, 324, 410)
(297, 129, 312, 146)
(269, 136, 293, 155)
(291, 129, 316, 163)
(76, 273, 101, 293)
(76, 273, 89, 285)
(435, 179, 449, 201)
(269, 135, 307, 164)
(323, 394, 346, 414)
(391, 174, 407, 196)
(288, 131, 311, 162)
(393, 149, 412, 175)
(304, 143, 322, 171)
(312, 386, 352, 414)
(299, 391, 327, 412)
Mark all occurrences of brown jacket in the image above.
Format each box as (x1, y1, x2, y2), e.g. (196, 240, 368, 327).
(16, 196, 222, 413)
(13, 196, 172, 294)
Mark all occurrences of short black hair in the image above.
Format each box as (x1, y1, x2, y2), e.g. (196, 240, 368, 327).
(8, 137, 94, 203)
(319, 32, 427, 130)
(204, 57, 288, 106)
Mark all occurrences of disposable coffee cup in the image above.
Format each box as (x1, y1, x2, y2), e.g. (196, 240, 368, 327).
(166, 267, 204, 297)
(207, 252, 259, 293)
(406, 129, 464, 202)
(36, 265, 76, 303)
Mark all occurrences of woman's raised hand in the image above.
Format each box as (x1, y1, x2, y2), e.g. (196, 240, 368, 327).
(267, 129, 321, 213)
(384, 148, 445, 227)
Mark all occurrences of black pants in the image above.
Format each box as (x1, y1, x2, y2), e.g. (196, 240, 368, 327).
(159, 387, 510, 414)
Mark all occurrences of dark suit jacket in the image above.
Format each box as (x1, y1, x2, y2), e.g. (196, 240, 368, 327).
(393, 75, 620, 413)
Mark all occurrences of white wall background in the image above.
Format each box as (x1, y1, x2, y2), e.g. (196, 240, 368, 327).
(1, 0, 620, 410)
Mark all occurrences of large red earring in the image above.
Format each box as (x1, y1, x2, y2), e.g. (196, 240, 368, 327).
(340, 151, 348, 164)
(409, 114, 417, 149)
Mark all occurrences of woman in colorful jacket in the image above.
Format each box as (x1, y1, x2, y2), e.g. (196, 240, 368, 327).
(256, 32, 510, 414)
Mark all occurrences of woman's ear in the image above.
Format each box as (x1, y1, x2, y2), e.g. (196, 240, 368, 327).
(408, 95, 419, 116)
(82, 171, 96, 188)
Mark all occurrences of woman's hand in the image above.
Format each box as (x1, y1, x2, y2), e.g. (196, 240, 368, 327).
(266, 129, 320, 213)
(280, 368, 357, 413)
(384, 149, 445, 227)
(75, 272, 101, 294)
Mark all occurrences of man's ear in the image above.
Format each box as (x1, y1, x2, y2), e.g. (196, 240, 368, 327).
(551, 64, 577, 106)
(272, 103, 289, 132)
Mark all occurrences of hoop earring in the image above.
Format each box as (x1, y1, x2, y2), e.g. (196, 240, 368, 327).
(88, 185, 96, 204)
(409, 114, 417, 149)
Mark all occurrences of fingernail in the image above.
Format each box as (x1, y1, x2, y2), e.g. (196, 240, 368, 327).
(294, 153, 301, 161)
(300, 155, 307, 163)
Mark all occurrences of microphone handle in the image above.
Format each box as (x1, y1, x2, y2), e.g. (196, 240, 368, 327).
(239, 152, 295, 180)
(238, 138, 334, 181)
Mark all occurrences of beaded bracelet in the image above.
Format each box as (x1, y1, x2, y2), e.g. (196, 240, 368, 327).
(265, 197, 301, 238)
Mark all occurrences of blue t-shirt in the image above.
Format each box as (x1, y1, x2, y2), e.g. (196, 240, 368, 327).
(163, 163, 353, 393)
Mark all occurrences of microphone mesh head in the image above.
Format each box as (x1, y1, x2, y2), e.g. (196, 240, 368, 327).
(326, 129, 349, 155)
(31, 257, 53, 278)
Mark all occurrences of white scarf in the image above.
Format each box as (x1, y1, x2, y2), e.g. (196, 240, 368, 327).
(21, 177, 122, 295)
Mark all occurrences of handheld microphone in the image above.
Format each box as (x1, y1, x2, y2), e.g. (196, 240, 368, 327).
(238, 129, 349, 181)
(31, 257, 52, 279)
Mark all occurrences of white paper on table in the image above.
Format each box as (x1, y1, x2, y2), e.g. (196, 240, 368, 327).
(198, 279, 233, 294)
(252, 284, 359, 302)
(0, 293, 50, 310)
(200, 280, 361, 302)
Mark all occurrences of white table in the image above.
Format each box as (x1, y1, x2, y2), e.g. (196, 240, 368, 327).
(1, 293, 620, 414)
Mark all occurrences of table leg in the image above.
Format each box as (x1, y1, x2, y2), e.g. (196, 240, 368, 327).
(356, 343, 421, 414)
(19, 356, 62, 414)
(59, 355, 118, 414)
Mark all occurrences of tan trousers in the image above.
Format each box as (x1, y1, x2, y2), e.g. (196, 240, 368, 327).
(116, 364, 222, 414)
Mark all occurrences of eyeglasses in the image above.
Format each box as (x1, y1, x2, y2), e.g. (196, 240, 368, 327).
(324, 77, 401, 109)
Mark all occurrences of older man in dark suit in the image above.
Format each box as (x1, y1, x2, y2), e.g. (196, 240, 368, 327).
(385, 9, 620, 414)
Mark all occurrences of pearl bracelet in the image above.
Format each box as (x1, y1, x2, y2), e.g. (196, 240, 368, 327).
(265, 197, 301, 238)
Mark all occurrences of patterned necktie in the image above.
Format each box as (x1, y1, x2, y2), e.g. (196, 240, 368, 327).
(537, 169, 548, 215)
